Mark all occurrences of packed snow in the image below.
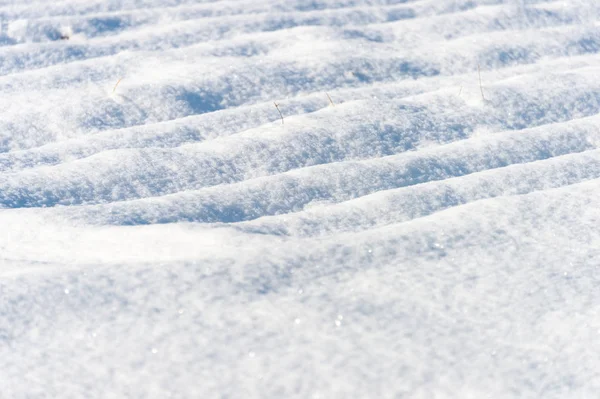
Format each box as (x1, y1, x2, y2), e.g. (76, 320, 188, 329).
(2, 0, 600, 397)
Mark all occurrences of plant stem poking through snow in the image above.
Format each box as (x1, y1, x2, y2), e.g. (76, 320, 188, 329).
(458, 86, 463, 97)
(478, 64, 486, 102)
(274, 102, 284, 125)
(112, 78, 124, 94)
(326, 92, 335, 107)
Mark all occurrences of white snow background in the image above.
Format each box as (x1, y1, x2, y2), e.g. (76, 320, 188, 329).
(2, 0, 600, 397)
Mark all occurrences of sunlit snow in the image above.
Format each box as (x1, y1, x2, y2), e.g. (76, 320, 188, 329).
(2, 0, 600, 397)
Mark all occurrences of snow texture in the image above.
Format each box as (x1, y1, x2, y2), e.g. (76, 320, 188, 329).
(2, 0, 600, 397)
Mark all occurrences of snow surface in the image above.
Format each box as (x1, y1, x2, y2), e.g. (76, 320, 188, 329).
(2, 0, 600, 397)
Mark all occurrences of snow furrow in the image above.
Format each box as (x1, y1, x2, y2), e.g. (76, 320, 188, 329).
(46, 115, 600, 224)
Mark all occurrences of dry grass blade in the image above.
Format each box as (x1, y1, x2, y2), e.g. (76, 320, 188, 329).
(326, 92, 335, 107)
(112, 78, 124, 94)
(478, 65, 485, 101)
(274, 102, 284, 125)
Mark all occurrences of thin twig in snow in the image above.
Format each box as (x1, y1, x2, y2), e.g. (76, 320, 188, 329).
(274, 102, 284, 125)
(478, 64, 486, 101)
(112, 78, 124, 94)
(326, 92, 335, 107)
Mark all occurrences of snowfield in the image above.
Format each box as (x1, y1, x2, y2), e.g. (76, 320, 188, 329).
(2, 0, 600, 397)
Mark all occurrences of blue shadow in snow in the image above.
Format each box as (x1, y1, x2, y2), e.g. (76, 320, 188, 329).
(177, 91, 225, 115)
(294, 0, 412, 12)
(87, 17, 128, 34)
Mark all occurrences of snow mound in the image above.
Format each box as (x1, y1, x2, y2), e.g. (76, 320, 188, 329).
(2, 0, 600, 398)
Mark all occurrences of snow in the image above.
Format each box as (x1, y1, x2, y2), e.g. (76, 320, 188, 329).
(2, 0, 600, 397)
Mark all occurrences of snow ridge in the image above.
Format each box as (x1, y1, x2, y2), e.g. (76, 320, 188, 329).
(2, 1, 600, 398)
